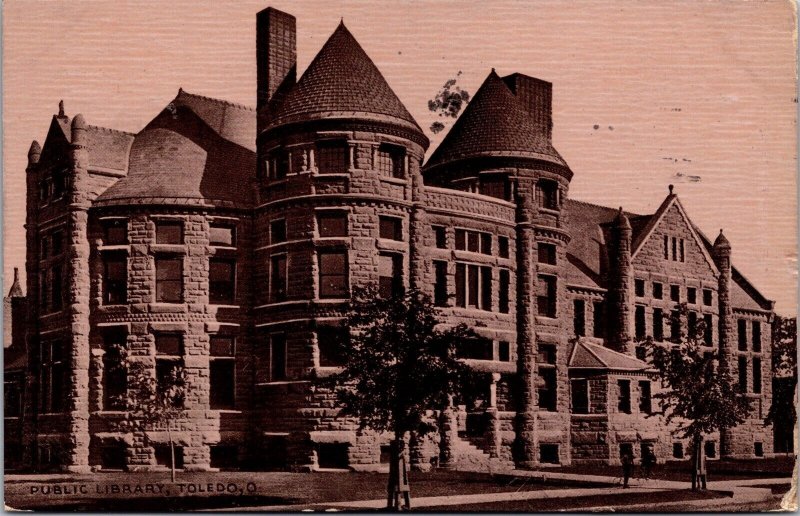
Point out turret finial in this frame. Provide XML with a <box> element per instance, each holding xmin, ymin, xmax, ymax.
<box><xmin>8</xmin><ymin>267</ymin><xmax>23</xmax><ymax>298</ymax></box>
<box><xmin>668</xmin><ymin>184</ymin><xmax>674</xmax><ymax>195</ymax></box>
<box><xmin>58</xmin><ymin>100</ymin><xmax>65</xmax><ymax>117</ymax></box>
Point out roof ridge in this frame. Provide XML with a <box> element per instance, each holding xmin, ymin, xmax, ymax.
<box><xmin>177</xmin><ymin>89</ymin><xmax>255</xmax><ymax>112</ymax></box>
<box><xmin>87</xmin><ymin>124</ymin><xmax>135</xmax><ymax>136</ymax></box>
<box><xmin>567</xmin><ymin>197</ymin><xmax>645</xmax><ymax>218</ymax></box>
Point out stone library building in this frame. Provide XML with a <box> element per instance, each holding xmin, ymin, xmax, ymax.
<box><xmin>4</xmin><ymin>7</ymin><xmax>777</xmax><ymax>472</ymax></box>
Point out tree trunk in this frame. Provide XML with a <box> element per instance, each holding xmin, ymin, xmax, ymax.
<box><xmin>168</xmin><ymin>423</ymin><xmax>176</xmax><ymax>483</ymax></box>
<box><xmin>691</xmin><ymin>435</ymin><xmax>707</xmax><ymax>491</ymax></box>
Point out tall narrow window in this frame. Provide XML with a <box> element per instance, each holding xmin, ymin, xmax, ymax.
<box><xmin>738</xmin><ymin>356</ymin><xmax>747</xmax><ymax>392</ymax></box>
<box><xmin>571</xmin><ymin>379</ymin><xmax>589</xmax><ymax>414</ymax></box>
<box><xmin>703</xmin><ymin>289</ymin><xmax>713</xmax><ymax>306</ymax></box>
<box><xmin>752</xmin><ymin>357</ymin><xmax>762</xmax><ymax>394</ymax></box>
<box><xmin>635</xmin><ymin>279</ymin><xmax>645</xmax><ymax>297</ymax></box>
<box><xmin>270</xmin><ymin>333</ymin><xmax>287</xmax><ymax>381</ymax></box>
<box><xmin>51</xmin><ymin>265</ymin><xmax>63</xmax><ymax>311</ymax></box>
<box><xmin>752</xmin><ymin>321</ymin><xmax>761</xmax><ymax>352</ymax></box>
<box><xmin>376</xmin><ymin>144</ymin><xmax>405</xmax><ymax>178</ymax></box>
<box><xmin>672</xmin><ymin>237</ymin><xmax>677</xmax><ymax>261</ymax></box>
<box><xmin>498</xmin><ymin>341</ymin><xmax>510</xmax><ymax>362</ymax></box>
<box><xmin>378</xmin><ymin>254</ymin><xmax>403</xmax><ymax>299</ymax></box>
<box><xmin>670</xmin><ymin>285</ymin><xmax>680</xmax><ymax>302</ymax></box>
<box><xmin>537</xmin><ymin>275</ymin><xmax>557</xmax><ymax>318</ymax></box>
<box><xmin>40</xmin><ymin>341</ymin><xmax>65</xmax><ymax>413</ymax></box>
<box><xmin>738</xmin><ymin>319</ymin><xmax>748</xmax><ymax>351</ymax></box>
<box><xmin>537</xmin><ymin>243</ymin><xmax>557</xmax><ymax>265</ymax></box>
<box><xmin>103</xmin><ymin>330</ymin><xmax>127</xmax><ymax>410</ymax></box>
<box><xmin>455</xmin><ymin>263</ymin><xmax>490</xmax><ymax>310</ymax></box>
<box><xmin>317</xmin><ymin>212</ymin><xmax>348</xmax><ymax>238</ymax></box>
<box><xmin>270</xmin><ymin>254</ymin><xmax>287</xmax><ymax>302</ymax></box>
<box><xmin>271</xmin><ymin>219</ymin><xmax>287</xmax><ymax>243</ymax></box>
<box><xmin>210</xmin><ymin>336</ymin><xmax>235</xmax><ymax>409</ymax></box>
<box><xmin>480</xmin><ymin>266</ymin><xmax>492</xmax><ymax>310</ymax></box>
<box><xmin>670</xmin><ymin>309</ymin><xmax>681</xmax><ymax>343</ymax></box>
<box><xmin>639</xmin><ymin>380</ymin><xmax>652</xmax><ymax>414</ymax></box>
<box><xmin>209</xmin><ymin>259</ymin><xmax>236</xmax><ymax>304</ymax></box>
<box><xmin>103</xmin><ymin>253</ymin><xmax>127</xmax><ymax>305</ymax></box>
<box><xmin>209</xmin><ymin>224</ymin><xmax>236</xmax><ymax>247</ymax></box>
<box><xmin>318</xmin><ymin>327</ymin><xmax>348</xmax><ymax>367</ymax></box>
<box><xmin>155</xmin><ymin>221</ymin><xmax>183</xmax><ymax>244</ymax></box>
<box><xmin>498</xmin><ymin>236</ymin><xmax>509</xmax><ymax>258</ymax></box>
<box><xmin>653</xmin><ymin>308</ymin><xmax>664</xmax><ymax>341</ymax></box>
<box><xmin>688</xmin><ymin>311</ymin><xmax>698</xmax><ymax>339</ymax></box>
<box><xmin>499</xmin><ymin>269</ymin><xmax>510</xmax><ymax>314</ymax></box>
<box><xmin>617</xmin><ymin>379</ymin><xmax>631</xmax><ymax>413</ymax></box>
<box><xmin>704</xmin><ymin>314</ymin><xmax>713</xmax><ymax>346</ymax></box>
<box><xmin>538</xmin><ymin>368</ymin><xmax>557</xmax><ymax>411</ymax></box>
<box><xmin>434</xmin><ymin>261</ymin><xmax>448</xmax><ymax>307</ymax></box>
<box><xmin>318</xmin><ymin>251</ymin><xmax>348</xmax><ymax>298</ymax></box>
<box><xmin>536</xmin><ymin>179</ymin><xmax>558</xmax><ymax>210</ymax></box>
<box><xmin>104</xmin><ymin>219</ymin><xmax>128</xmax><ymax>245</ymax></box>
<box><xmin>155</xmin><ymin>334</ymin><xmax>183</xmax><ymax>406</ymax></box>
<box><xmin>653</xmin><ymin>282</ymin><xmax>663</xmax><ymax>300</ymax></box>
<box><xmin>316</xmin><ymin>140</ymin><xmax>347</xmax><ymax>174</ymax></box>
<box><xmin>155</xmin><ymin>256</ymin><xmax>182</xmax><ymax>303</ymax></box>
<box><xmin>593</xmin><ymin>301</ymin><xmax>605</xmax><ymax>338</ymax></box>
<box><xmin>679</xmin><ymin>239</ymin><xmax>685</xmax><ymax>262</ymax></box>
<box><xmin>379</xmin><ymin>216</ymin><xmax>403</xmax><ymax>241</ymax></box>
<box><xmin>663</xmin><ymin>235</ymin><xmax>669</xmax><ymax>260</ymax></box>
<box><xmin>635</xmin><ymin>305</ymin><xmax>646</xmax><ymax>339</ymax></box>
<box><xmin>433</xmin><ymin>226</ymin><xmax>447</xmax><ymax>249</ymax></box>
<box><xmin>574</xmin><ymin>299</ymin><xmax>586</xmax><ymax>337</ymax></box>
<box><xmin>687</xmin><ymin>287</ymin><xmax>697</xmax><ymax>304</ymax></box>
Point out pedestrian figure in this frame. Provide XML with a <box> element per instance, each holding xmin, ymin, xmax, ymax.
<box><xmin>621</xmin><ymin>449</ymin><xmax>634</xmax><ymax>488</ymax></box>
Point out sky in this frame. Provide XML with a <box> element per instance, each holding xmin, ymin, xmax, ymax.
<box><xmin>3</xmin><ymin>0</ymin><xmax>797</xmax><ymax>315</ymax></box>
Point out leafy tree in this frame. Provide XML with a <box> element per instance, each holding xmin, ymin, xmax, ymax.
<box><xmin>766</xmin><ymin>316</ymin><xmax>797</xmax><ymax>453</ymax></box>
<box><xmin>324</xmin><ymin>286</ymin><xmax>479</xmax><ymax>510</ymax></box>
<box><xmin>427</xmin><ymin>72</ymin><xmax>471</xmax><ymax>134</ymax></box>
<box><xmin>639</xmin><ymin>303</ymin><xmax>752</xmax><ymax>489</ymax></box>
<box><xmin>113</xmin><ymin>347</ymin><xmax>187</xmax><ymax>482</ymax></box>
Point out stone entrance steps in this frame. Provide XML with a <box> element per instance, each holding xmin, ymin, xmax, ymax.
<box><xmin>442</xmin><ymin>436</ymin><xmax>514</xmax><ymax>473</ymax></box>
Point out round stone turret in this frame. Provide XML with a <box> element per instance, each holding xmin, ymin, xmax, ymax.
<box><xmin>27</xmin><ymin>140</ymin><xmax>41</xmax><ymax>166</ymax></box>
<box><xmin>71</xmin><ymin>114</ymin><xmax>87</xmax><ymax>146</ymax></box>
<box><xmin>713</xmin><ymin>229</ymin><xmax>731</xmax><ymax>255</ymax></box>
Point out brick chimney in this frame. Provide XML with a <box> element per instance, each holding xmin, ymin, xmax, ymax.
<box><xmin>503</xmin><ymin>73</ymin><xmax>552</xmax><ymax>141</ymax></box>
<box><xmin>257</xmin><ymin>7</ymin><xmax>297</xmax><ymax>128</ymax></box>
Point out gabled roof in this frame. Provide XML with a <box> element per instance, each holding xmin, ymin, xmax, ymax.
<box><xmin>95</xmin><ymin>89</ymin><xmax>256</xmax><ymax>208</ymax></box>
<box><xmin>568</xmin><ymin>339</ymin><xmax>650</xmax><ymax>371</ymax></box>
<box><xmin>268</xmin><ymin>22</ymin><xmax>424</xmax><ymax>137</ymax></box>
<box><xmin>424</xmin><ymin>70</ymin><xmax>566</xmax><ymax>171</ymax></box>
<box><xmin>39</xmin><ymin>114</ymin><xmax>134</xmax><ymax>172</ymax></box>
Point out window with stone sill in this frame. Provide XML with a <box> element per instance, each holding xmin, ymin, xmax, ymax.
<box><xmin>318</xmin><ymin>250</ymin><xmax>348</xmax><ymax>299</ymax></box>
<box><xmin>269</xmin><ymin>333</ymin><xmax>287</xmax><ymax>381</ymax></box>
<box><xmin>499</xmin><ymin>269</ymin><xmax>511</xmax><ymax>314</ymax></box>
<box><xmin>455</xmin><ymin>263</ymin><xmax>491</xmax><ymax>310</ymax></box>
<box><xmin>271</xmin><ymin>219</ymin><xmax>287</xmax><ymax>243</ymax></box>
<box><xmin>537</xmin><ymin>274</ymin><xmax>557</xmax><ymax>318</ymax></box>
<box><xmin>539</xmin><ymin>444</ymin><xmax>559</xmax><ymax>464</ymax></box>
<box><xmin>433</xmin><ymin>226</ymin><xmax>447</xmax><ymax>249</ymax></box>
<box><xmin>103</xmin><ymin>330</ymin><xmax>128</xmax><ymax>411</ymax></box>
<box><xmin>455</xmin><ymin>338</ymin><xmax>493</xmax><ymax>360</ymax></box>
<box><xmin>536</xmin><ymin>179</ymin><xmax>559</xmax><ymax>211</ymax></box>
<box><xmin>455</xmin><ymin>229</ymin><xmax>491</xmax><ymax>255</ymax></box>
<box><xmin>318</xmin><ymin>327</ymin><xmax>349</xmax><ymax>367</ymax></box>
<box><xmin>498</xmin><ymin>341</ymin><xmax>511</xmax><ymax>362</ymax></box>
<box><xmin>653</xmin><ymin>307</ymin><xmax>664</xmax><ymax>341</ymax></box>
<box><xmin>316</xmin><ymin>140</ymin><xmax>348</xmax><ymax>174</ymax></box>
<box><xmin>498</xmin><ymin>236</ymin><xmax>509</xmax><ymax>258</ymax></box>
<box><xmin>103</xmin><ymin>219</ymin><xmax>128</xmax><ymax>246</ymax></box>
<box><xmin>537</xmin><ymin>344</ymin><xmax>557</xmax><ymax>365</ymax></box>
<box><xmin>672</xmin><ymin>442</ymin><xmax>684</xmax><ymax>459</ymax></box>
<box><xmin>738</xmin><ymin>356</ymin><xmax>748</xmax><ymax>392</ymax></box>
<box><xmin>574</xmin><ymin>299</ymin><xmax>586</xmax><ymax>337</ymax></box>
<box><xmin>379</xmin><ymin>216</ymin><xmax>403</xmax><ymax>241</ymax></box>
<box><xmin>538</xmin><ymin>243</ymin><xmax>557</xmax><ymax>265</ymax></box>
<box><xmin>571</xmin><ymin>378</ymin><xmax>589</xmax><ymax>414</ymax></box>
<box><xmin>155</xmin><ymin>334</ymin><xmax>184</xmax><ymax>407</ymax></box>
<box><xmin>639</xmin><ymin>380</ymin><xmax>652</xmax><ymax>414</ymax></box>
<box><xmin>434</xmin><ymin>260</ymin><xmax>448</xmax><ymax>307</ymax></box>
<box><xmin>688</xmin><ymin>311</ymin><xmax>698</xmax><ymax>339</ymax></box>
<box><xmin>155</xmin><ymin>256</ymin><xmax>182</xmax><ymax>303</ymax></box>
<box><xmin>51</xmin><ymin>230</ymin><xmax>64</xmax><ymax>256</ymax></box>
<box><xmin>652</xmin><ymin>282</ymin><xmax>663</xmax><ymax>300</ymax></box>
<box><xmin>617</xmin><ymin>379</ymin><xmax>632</xmax><ymax>414</ymax></box>
<box><xmin>538</xmin><ymin>367</ymin><xmax>557</xmax><ymax>411</ymax></box>
<box><xmin>670</xmin><ymin>284</ymin><xmax>680</xmax><ymax>302</ymax></box>
<box><xmin>635</xmin><ymin>279</ymin><xmax>645</xmax><ymax>297</ymax></box>
<box><xmin>376</xmin><ymin>143</ymin><xmax>405</xmax><ymax>179</ymax></box>
<box><xmin>317</xmin><ymin>212</ymin><xmax>348</xmax><ymax>238</ymax></box>
<box><xmin>40</xmin><ymin>340</ymin><xmax>66</xmax><ymax>413</ymax></box>
<box><xmin>155</xmin><ymin>221</ymin><xmax>183</xmax><ymax>245</ymax></box>
<box><xmin>378</xmin><ymin>253</ymin><xmax>403</xmax><ymax>299</ymax></box>
<box><xmin>479</xmin><ymin>175</ymin><xmax>511</xmax><ymax>201</ymax></box>
<box><xmin>635</xmin><ymin>305</ymin><xmax>646</xmax><ymax>340</ymax></box>
<box><xmin>702</xmin><ymin>288</ymin><xmax>713</xmax><ymax>306</ymax></box>
<box><xmin>270</xmin><ymin>254</ymin><xmax>287</xmax><ymax>302</ymax></box>
<box><xmin>268</xmin><ymin>149</ymin><xmax>289</xmax><ymax>180</ymax></box>
<box><xmin>103</xmin><ymin>252</ymin><xmax>127</xmax><ymax>305</ymax></box>
<box><xmin>40</xmin><ymin>235</ymin><xmax>49</xmax><ymax>259</ymax></box>
<box><xmin>738</xmin><ymin>319</ymin><xmax>748</xmax><ymax>351</ymax></box>
<box><xmin>209</xmin><ymin>224</ymin><xmax>236</xmax><ymax>247</ymax></box>
<box><xmin>210</xmin><ymin>335</ymin><xmax>235</xmax><ymax>409</ymax></box>
<box><xmin>593</xmin><ymin>301</ymin><xmax>605</xmax><ymax>338</ymax></box>
<box><xmin>209</xmin><ymin>258</ymin><xmax>236</xmax><ymax>305</ymax></box>
<box><xmin>703</xmin><ymin>313</ymin><xmax>713</xmax><ymax>346</ymax></box>
<box><xmin>704</xmin><ymin>441</ymin><xmax>716</xmax><ymax>458</ymax></box>
<box><xmin>753</xmin><ymin>357</ymin><xmax>762</xmax><ymax>394</ymax></box>
<box><xmin>752</xmin><ymin>321</ymin><xmax>762</xmax><ymax>352</ymax></box>
<box><xmin>687</xmin><ymin>287</ymin><xmax>697</xmax><ymax>304</ymax></box>
<box><xmin>52</xmin><ymin>172</ymin><xmax>66</xmax><ymax>199</ymax></box>
<box><xmin>670</xmin><ymin>309</ymin><xmax>681</xmax><ymax>343</ymax></box>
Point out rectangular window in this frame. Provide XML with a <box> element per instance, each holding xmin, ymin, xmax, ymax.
<box><xmin>480</xmin><ymin>233</ymin><xmax>492</xmax><ymax>256</ymax></box>
<box><xmin>51</xmin><ymin>231</ymin><xmax>64</xmax><ymax>256</ymax></box>
<box><xmin>679</xmin><ymin>239</ymin><xmax>685</xmax><ymax>262</ymax></box>
<box><xmin>454</xmin><ymin>229</ymin><xmax>490</xmax><ymax>254</ymax></box>
<box><xmin>498</xmin><ymin>236</ymin><xmax>509</xmax><ymax>258</ymax></box>
<box><xmin>316</xmin><ymin>141</ymin><xmax>348</xmax><ymax>174</ymax></box>
<box><xmin>663</xmin><ymin>235</ymin><xmax>669</xmax><ymax>260</ymax></box>
<box><xmin>752</xmin><ymin>357</ymin><xmax>761</xmax><ymax>394</ymax></box>
<box><xmin>103</xmin><ymin>330</ymin><xmax>127</xmax><ymax>411</ymax></box>
<box><xmin>271</xmin><ymin>219</ymin><xmax>287</xmax><ymax>243</ymax></box>
<box><xmin>673</xmin><ymin>442</ymin><xmax>684</xmax><ymax>459</ymax></box>
<box><xmin>318</xmin><ymin>327</ymin><xmax>348</xmax><ymax>367</ymax></box>
<box><xmin>738</xmin><ymin>356</ymin><xmax>747</xmax><ymax>392</ymax></box>
<box><xmin>593</xmin><ymin>301</ymin><xmax>605</xmax><ymax>338</ymax></box>
<box><xmin>376</xmin><ymin>144</ymin><xmax>405</xmax><ymax>178</ymax></box>
<box><xmin>479</xmin><ymin>176</ymin><xmax>510</xmax><ymax>200</ymax></box>
<box><xmin>635</xmin><ymin>305</ymin><xmax>646</xmax><ymax>340</ymax></box>
<box><xmin>705</xmin><ymin>441</ymin><xmax>716</xmax><ymax>458</ymax></box>
<box><xmin>752</xmin><ymin>321</ymin><xmax>761</xmax><ymax>352</ymax></box>
<box><xmin>104</xmin><ymin>219</ymin><xmax>128</xmax><ymax>245</ymax></box>
<box><xmin>155</xmin><ymin>221</ymin><xmax>183</xmax><ymax>244</ymax></box>
<box><xmin>738</xmin><ymin>319</ymin><xmax>747</xmax><ymax>351</ymax></box>
<box><xmin>498</xmin><ymin>269</ymin><xmax>510</xmax><ymax>314</ymax></box>
<box><xmin>617</xmin><ymin>380</ymin><xmax>631</xmax><ymax>413</ymax></box>
<box><xmin>456</xmin><ymin>338</ymin><xmax>493</xmax><ymax>360</ymax></box>
<box><xmin>653</xmin><ymin>308</ymin><xmax>664</xmax><ymax>341</ymax></box>
<box><xmin>209</xmin><ymin>259</ymin><xmax>236</xmax><ymax>305</ymax></box>
<box><xmin>537</xmin><ymin>344</ymin><xmax>557</xmax><ymax>365</ymax></box>
<box><xmin>703</xmin><ymin>288</ymin><xmax>713</xmax><ymax>306</ymax></box>
<box><xmin>210</xmin><ymin>335</ymin><xmax>235</xmax><ymax>409</ymax></box>
<box><xmin>687</xmin><ymin>287</ymin><xmax>697</xmax><ymax>304</ymax></box>
<box><xmin>539</xmin><ymin>444</ymin><xmax>559</xmax><ymax>464</ymax></box>
<box><xmin>653</xmin><ymin>282</ymin><xmax>663</xmax><ymax>300</ymax></box>
<box><xmin>434</xmin><ymin>261</ymin><xmax>448</xmax><ymax>307</ymax></box>
<box><xmin>155</xmin><ymin>334</ymin><xmax>183</xmax><ymax>406</ymax></box>
<box><xmin>537</xmin><ymin>275</ymin><xmax>556</xmax><ymax>318</ymax></box>
<box><xmin>433</xmin><ymin>226</ymin><xmax>447</xmax><ymax>249</ymax></box>
<box><xmin>155</xmin><ymin>333</ymin><xmax>182</xmax><ymax>356</ymax></box>
<box><xmin>498</xmin><ymin>341</ymin><xmax>510</xmax><ymax>362</ymax></box>
<box><xmin>378</xmin><ymin>253</ymin><xmax>403</xmax><ymax>299</ymax></box>
<box><xmin>480</xmin><ymin>266</ymin><xmax>492</xmax><ymax>310</ymax></box>
<box><xmin>754</xmin><ymin>442</ymin><xmax>764</xmax><ymax>457</ymax></box>
<box><xmin>455</xmin><ymin>263</ymin><xmax>490</xmax><ymax>310</ymax></box>
<box><xmin>209</xmin><ymin>224</ymin><xmax>236</xmax><ymax>247</ymax></box>
<box><xmin>635</xmin><ymin>345</ymin><xmax>647</xmax><ymax>360</ymax></box>
<box><xmin>635</xmin><ymin>279</ymin><xmax>645</xmax><ymax>297</ymax></box>
<box><xmin>155</xmin><ymin>256</ymin><xmax>182</xmax><ymax>303</ymax></box>
<box><xmin>467</xmin><ymin>231</ymin><xmax>479</xmax><ymax>252</ymax></box>
<box><xmin>468</xmin><ymin>265</ymin><xmax>479</xmax><ymax>307</ymax></box>
<box><xmin>688</xmin><ymin>311</ymin><xmax>698</xmax><ymax>339</ymax></box>
<box><xmin>704</xmin><ymin>313</ymin><xmax>713</xmax><ymax>346</ymax></box>
<box><xmin>571</xmin><ymin>379</ymin><xmax>589</xmax><ymax>414</ymax></box>
<box><xmin>270</xmin><ymin>254</ymin><xmax>287</xmax><ymax>302</ymax></box>
<box><xmin>537</xmin><ymin>243</ymin><xmax>557</xmax><ymax>265</ymax></box>
<box><xmin>379</xmin><ymin>216</ymin><xmax>402</xmax><ymax>241</ymax></box>
<box><xmin>51</xmin><ymin>265</ymin><xmax>63</xmax><ymax>311</ymax></box>
<box><xmin>672</xmin><ymin>236</ymin><xmax>677</xmax><ymax>261</ymax></box>
<box><xmin>670</xmin><ymin>309</ymin><xmax>681</xmax><ymax>343</ymax></box>
<box><xmin>670</xmin><ymin>285</ymin><xmax>680</xmax><ymax>302</ymax></box>
<box><xmin>155</xmin><ymin>445</ymin><xmax>184</xmax><ymax>469</ymax></box>
<box><xmin>317</xmin><ymin>212</ymin><xmax>348</xmax><ymax>238</ymax></box>
<box><xmin>538</xmin><ymin>368</ymin><xmax>557</xmax><ymax>411</ymax></box>
<box><xmin>574</xmin><ymin>299</ymin><xmax>586</xmax><ymax>337</ymax></box>
<box><xmin>536</xmin><ymin>180</ymin><xmax>558</xmax><ymax>210</ymax></box>
<box><xmin>268</xmin><ymin>149</ymin><xmax>289</xmax><ymax>179</ymax></box>
<box><xmin>269</xmin><ymin>333</ymin><xmax>287</xmax><ymax>381</ymax></box>
<box><xmin>639</xmin><ymin>380</ymin><xmax>652</xmax><ymax>414</ymax></box>
<box><xmin>103</xmin><ymin>253</ymin><xmax>127</xmax><ymax>305</ymax></box>
<box><xmin>318</xmin><ymin>251</ymin><xmax>348</xmax><ymax>298</ymax></box>
<box><xmin>40</xmin><ymin>340</ymin><xmax>65</xmax><ymax>413</ymax></box>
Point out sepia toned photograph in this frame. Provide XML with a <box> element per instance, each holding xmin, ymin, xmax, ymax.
<box><xmin>2</xmin><ymin>0</ymin><xmax>797</xmax><ymax>511</ymax></box>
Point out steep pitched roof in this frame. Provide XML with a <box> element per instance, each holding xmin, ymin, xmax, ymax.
<box><xmin>268</xmin><ymin>22</ymin><xmax>423</xmax><ymax>136</ymax></box>
<box><xmin>95</xmin><ymin>90</ymin><xmax>256</xmax><ymax>208</ymax></box>
<box><xmin>568</xmin><ymin>339</ymin><xmax>650</xmax><ymax>371</ymax></box>
<box><xmin>85</xmin><ymin>125</ymin><xmax>135</xmax><ymax>171</ymax></box>
<box><xmin>424</xmin><ymin>70</ymin><xmax>566</xmax><ymax>171</ymax></box>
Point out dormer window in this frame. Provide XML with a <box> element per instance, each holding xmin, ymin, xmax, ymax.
<box><xmin>265</xmin><ymin>149</ymin><xmax>289</xmax><ymax>180</ymax></box>
<box><xmin>376</xmin><ymin>144</ymin><xmax>405</xmax><ymax>179</ymax></box>
<box><xmin>536</xmin><ymin>179</ymin><xmax>559</xmax><ymax>210</ymax></box>
<box><xmin>317</xmin><ymin>140</ymin><xmax>348</xmax><ymax>174</ymax></box>
<box><xmin>480</xmin><ymin>175</ymin><xmax>510</xmax><ymax>200</ymax></box>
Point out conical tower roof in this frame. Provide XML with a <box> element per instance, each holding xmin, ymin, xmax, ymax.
<box><xmin>425</xmin><ymin>70</ymin><xmax>566</xmax><ymax>171</ymax></box>
<box><xmin>268</xmin><ymin>22</ymin><xmax>425</xmax><ymax>139</ymax></box>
